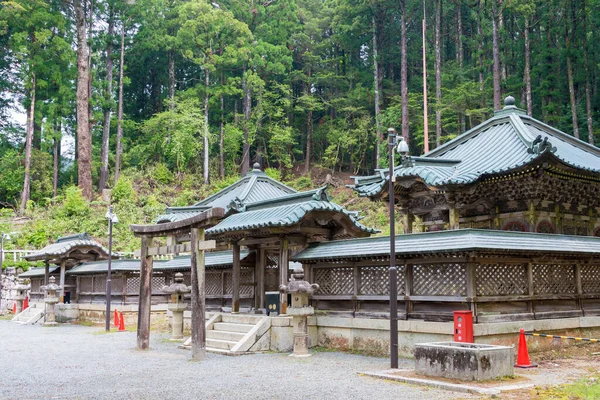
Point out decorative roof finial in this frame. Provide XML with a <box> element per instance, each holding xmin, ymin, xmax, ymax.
<box><xmin>253</xmin><ymin>162</ymin><xmax>261</xmax><ymax>171</ymax></box>
<box><xmin>504</xmin><ymin>95</ymin><xmax>515</xmax><ymax>107</ymax></box>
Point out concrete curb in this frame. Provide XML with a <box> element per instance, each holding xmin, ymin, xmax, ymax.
<box><xmin>359</xmin><ymin>369</ymin><xmax>536</xmax><ymax>395</ymax></box>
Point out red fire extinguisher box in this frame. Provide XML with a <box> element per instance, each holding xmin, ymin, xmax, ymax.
<box><xmin>453</xmin><ymin>310</ymin><xmax>474</xmax><ymax>343</ymax></box>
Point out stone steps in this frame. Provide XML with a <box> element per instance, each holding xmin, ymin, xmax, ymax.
<box><xmin>11</xmin><ymin>305</ymin><xmax>44</xmax><ymax>325</ymax></box>
<box><xmin>181</xmin><ymin>313</ymin><xmax>272</xmax><ymax>355</ymax></box>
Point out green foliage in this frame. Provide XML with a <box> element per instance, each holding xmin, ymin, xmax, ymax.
<box><xmin>264</xmin><ymin>168</ymin><xmax>282</xmax><ymax>182</ymax></box>
<box><xmin>112</xmin><ymin>178</ymin><xmax>136</xmax><ymax>204</ymax></box>
<box><xmin>1</xmin><ymin>259</ymin><xmax>43</xmax><ymax>271</ymax></box>
<box><xmin>0</xmin><ymin>149</ymin><xmax>23</xmax><ymax>204</ymax></box>
<box><xmin>150</xmin><ymin>163</ymin><xmax>173</xmax><ymax>185</ymax></box>
<box><xmin>56</xmin><ymin>186</ymin><xmax>90</xmax><ymax>218</ymax></box>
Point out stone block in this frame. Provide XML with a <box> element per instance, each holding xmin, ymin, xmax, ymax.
<box><xmin>414</xmin><ymin>342</ymin><xmax>514</xmax><ymax>381</ymax></box>
<box><xmin>271</xmin><ymin>316</ymin><xmax>292</xmax><ymax>327</ymax></box>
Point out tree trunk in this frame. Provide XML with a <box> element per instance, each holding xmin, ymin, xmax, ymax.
<box><xmin>477</xmin><ymin>0</ymin><xmax>484</xmax><ymax>108</ymax></box>
<box><xmin>241</xmin><ymin>70</ymin><xmax>251</xmax><ymax>176</ymax></box>
<box><xmin>87</xmin><ymin>0</ymin><xmax>94</xmax><ymax>142</ymax></box>
<box><xmin>114</xmin><ymin>20</ymin><xmax>125</xmax><ymax>185</ymax></box>
<box><xmin>372</xmin><ymin>15</ymin><xmax>382</xmax><ymax>168</ymax></box>
<box><xmin>203</xmin><ymin>68</ymin><xmax>210</xmax><ymax>184</ymax></box>
<box><xmin>435</xmin><ymin>0</ymin><xmax>442</xmax><ymax>147</ymax></box>
<box><xmin>169</xmin><ymin>50</ymin><xmax>175</xmax><ymax>111</ymax></box>
<box><xmin>99</xmin><ymin>10</ymin><xmax>114</xmax><ymax>191</ymax></box>
<box><xmin>74</xmin><ymin>0</ymin><xmax>93</xmax><ymax>201</ymax></box>
<box><xmin>492</xmin><ymin>0</ymin><xmax>501</xmax><ymax>110</ymax></box>
<box><xmin>524</xmin><ymin>16</ymin><xmax>532</xmax><ymax>116</ymax></box>
<box><xmin>455</xmin><ymin>1</ymin><xmax>463</xmax><ymax>69</ymax></box>
<box><xmin>400</xmin><ymin>0</ymin><xmax>409</xmax><ymax>141</ymax></box>
<box><xmin>565</xmin><ymin>1</ymin><xmax>579</xmax><ymax>139</ymax></box>
<box><xmin>304</xmin><ymin>68</ymin><xmax>313</xmax><ymax>175</ymax></box>
<box><xmin>219</xmin><ymin>70</ymin><xmax>225</xmax><ymax>178</ymax></box>
<box><xmin>53</xmin><ymin>119</ymin><xmax>61</xmax><ymax>198</ymax></box>
<box><xmin>422</xmin><ymin>5</ymin><xmax>429</xmax><ymax>153</ymax></box>
<box><xmin>19</xmin><ymin>73</ymin><xmax>35</xmax><ymax>215</ymax></box>
<box><xmin>582</xmin><ymin>0</ymin><xmax>593</xmax><ymax>145</ymax></box>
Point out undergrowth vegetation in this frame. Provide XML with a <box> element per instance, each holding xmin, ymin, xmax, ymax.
<box><xmin>2</xmin><ymin>166</ymin><xmax>393</xmax><ymax>257</ymax></box>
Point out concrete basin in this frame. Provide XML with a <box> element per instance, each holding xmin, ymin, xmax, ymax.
<box><xmin>414</xmin><ymin>342</ymin><xmax>514</xmax><ymax>381</ymax></box>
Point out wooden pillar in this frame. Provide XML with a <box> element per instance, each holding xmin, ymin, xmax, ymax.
<box><xmin>255</xmin><ymin>248</ymin><xmax>265</xmax><ymax>310</ymax></box>
<box><xmin>404</xmin><ymin>262</ymin><xmax>412</xmax><ymax>319</ymax></box>
<box><xmin>449</xmin><ymin>203</ymin><xmax>459</xmax><ymax>230</ymax></box>
<box><xmin>44</xmin><ymin>260</ymin><xmax>49</xmax><ymax>286</ymax></box>
<box><xmin>279</xmin><ymin>237</ymin><xmax>289</xmax><ymax>314</ymax></box>
<box><xmin>190</xmin><ymin>227</ymin><xmax>206</xmax><ymax>360</ymax></box>
<box><xmin>399</xmin><ymin>203</ymin><xmax>413</xmax><ymax>234</ymax></box>
<box><xmin>137</xmin><ymin>235</ymin><xmax>153</xmax><ymax>351</ymax></box>
<box><xmin>575</xmin><ymin>263</ymin><xmax>583</xmax><ymax>314</ymax></box>
<box><xmin>232</xmin><ymin>242</ymin><xmax>241</xmax><ymax>313</ymax></box>
<box><xmin>59</xmin><ymin>261</ymin><xmax>66</xmax><ymax>303</ymax></box>
<box><xmin>526</xmin><ymin>262</ymin><xmax>534</xmax><ymax>314</ymax></box>
<box><xmin>466</xmin><ymin>260</ymin><xmax>477</xmax><ymax>322</ymax></box>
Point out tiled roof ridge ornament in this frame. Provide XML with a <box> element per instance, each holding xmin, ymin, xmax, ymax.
<box><xmin>227</xmin><ymin>197</ymin><xmax>247</xmax><ymax>213</ymax></box>
<box><xmin>311</xmin><ymin>186</ymin><xmax>331</xmax><ymax>202</ymax></box>
<box><xmin>528</xmin><ymin>134</ymin><xmax>557</xmax><ymax>155</ymax></box>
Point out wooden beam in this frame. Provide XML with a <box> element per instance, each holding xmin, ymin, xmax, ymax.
<box><xmin>133</xmin><ymin>240</ymin><xmax>216</xmax><ymax>257</ymax></box>
<box><xmin>137</xmin><ymin>235</ymin><xmax>153</xmax><ymax>351</ymax></box>
<box><xmin>190</xmin><ymin>228</ymin><xmax>206</xmax><ymax>360</ymax></box>
<box><xmin>279</xmin><ymin>237</ymin><xmax>289</xmax><ymax>314</ymax></box>
<box><xmin>232</xmin><ymin>243</ymin><xmax>241</xmax><ymax>313</ymax></box>
<box><xmin>255</xmin><ymin>248</ymin><xmax>265</xmax><ymax>310</ymax></box>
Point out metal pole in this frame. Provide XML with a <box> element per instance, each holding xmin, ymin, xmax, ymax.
<box><xmin>105</xmin><ymin>211</ymin><xmax>113</xmax><ymax>332</ymax></box>
<box><xmin>388</xmin><ymin>131</ymin><xmax>398</xmax><ymax>369</ymax></box>
<box><xmin>0</xmin><ymin>235</ymin><xmax>4</xmax><ymax>312</ymax></box>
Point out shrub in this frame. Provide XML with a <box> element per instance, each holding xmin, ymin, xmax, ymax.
<box><xmin>151</xmin><ymin>163</ymin><xmax>174</xmax><ymax>185</ymax></box>
<box><xmin>57</xmin><ymin>186</ymin><xmax>90</xmax><ymax>218</ymax></box>
<box><xmin>112</xmin><ymin>178</ymin><xmax>136</xmax><ymax>203</ymax></box>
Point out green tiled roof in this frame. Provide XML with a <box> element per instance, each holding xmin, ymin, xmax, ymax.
<box><xmin>24</xmin><ymin>234</ymin><xmax>112</xmax><ymax>262</ymax></box>
<box><xmin>67</xmin><ymin>260</ymin><xmax>151</xmax><ymax>275</ymax></box>
<box><xmin>19</xmin><ymin>266</ymin><xmax>59</xmax><ymax>278</ymax></box>
<box><xmin>292</xmin><ymin>229</ymin><xmax>600</xmax><ymax>262</ymax></box>
<box><xmin>351</xmin><ymin>100</ymin><xmax>600</xmax><ymax>198</ymax></box>
<box><xmin>155</xmin><ymin>250</ymin><xmax>253</xmax><ymax>270</ymax></box>
<box><xmin>155</xmin><ymin>164</ymin><xmax>296</xmax><ymax>223</ymax></box>
<box><xmin>206</xmin><ymin>187</ymin><xmax>378</xmax><ymax>236</ymax></box>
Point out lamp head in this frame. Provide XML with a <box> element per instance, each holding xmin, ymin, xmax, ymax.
<box><xmin>397</xmin><ymin>137</ymin><xmax>409</xmax><ymax>155</ymax></box>
<box><xmin>386</xmin><ymin>127</ymin><xmax>397</xmax><ymax>146</ymax></box>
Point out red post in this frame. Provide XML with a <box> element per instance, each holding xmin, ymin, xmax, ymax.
<box><xmin>453</xmin><ymin>310</ymin><xmax>474</xmax><ymax>343</ymax></box>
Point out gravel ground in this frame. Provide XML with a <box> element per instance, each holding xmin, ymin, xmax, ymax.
<box><xmin>0</xmin><ymin>320</ymin><xmax>469</xmax><ymax>400</ymax></box>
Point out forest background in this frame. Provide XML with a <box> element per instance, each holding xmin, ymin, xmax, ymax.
<box><xmin>0</xmin><ymin>0</ymin><xmax>598</xmax><ymax>260</ymax></box>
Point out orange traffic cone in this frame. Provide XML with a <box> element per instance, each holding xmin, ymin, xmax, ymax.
<box><xmin>515</xmin><ymin>328</ymin><xmax>537</xmax><ymax>368</ymax></box>
<box><xmin>118</xmin><ymin>311</ymin><xmax>125</xmax><ymax>331</ymax></box>
<box><xmin>114</xmin><ymin>309</ymin><xmax>120</xmax><ymax>327</ymax></box>
<box><xmin>23</xmin><ymin>297</ymin><xmax>29</xmax><ymax>310</ymax></box>
<box><xmin>12</xmin><ymin>302</ymin><xmax>16</xmax><ymax>314</ymax></box>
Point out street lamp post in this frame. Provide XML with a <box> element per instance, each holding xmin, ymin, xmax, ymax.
<box><xmin>105</xmin><ymin>206</ymin><xmax>118</xmax><ymax>332</ymax></box>
<box><xmin>387</xmin><ymin>128</ymin><xmax>399</xmax><ymax>369</ymax></box>
<box><xmin>0</xmin><ymin>233</ymin><xmax>11</xmax><ymax>313</ymax></box>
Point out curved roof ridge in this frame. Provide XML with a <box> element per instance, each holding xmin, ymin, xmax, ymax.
<box><xmin>522</xmin><ymin>115</ymin><xmax>600</xmax><ymax>157</ymax></box>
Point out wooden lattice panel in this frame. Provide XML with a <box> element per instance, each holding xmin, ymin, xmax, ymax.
<box><xmin>581</xmin><ymin>265</ymin><xmax>600</xmax><ymax>294</ymax></box>
<box><xmin>93</xmin><ymin>275</ymin><xmax>107</xmax><ymax>293</ymax></box>
<box><xmin>359</xmin><ymin>266</ymin><xmax>405</xmax><ymax>295</ymax></box>
<box><xmin>224</xmin><ymin>273</ymin><xmax>232</xmax><ymax>295</ymax></box>
<box><xmin>127</xmin><ymin>276</ymin><xmax>140</xmax><ymax>294</ymax></box>
<box><xmin>533</xmin><ymin>264</ymin><xmax>576</xmax><ymax>294</ymax></box>
<box><xmin>412</xmin><ymin>263</ymin><xmax>466</xmax><ymax>296</ymax></box>
<box><xmin>151</xmin><ymin>276</ymin><xmax>165</xmax><ymax>292</ymax></box>
<box><xmin>30</xmin><ymin>278</ymin><xmax>41</xmax><ymax>292</ymax></box>
<box><xmin>476</xmin><ymin>264</ymin><xmax>527</xmax><ymax>296</ymax></box>
<box><xmin>80</xmin><ymin>277</ymin><xmax>93</xmax><ymax>292</ymax></box>
<box><xmin>182</xmin><ymin>272</ymin><xmax>191</xmax><ymax>286</ymax></box>
<box><xmin>205</xmin><ymin>273</ymin><xmax>222</xmax><ymax>296</ymax></box>
<box><xmin>111</xmin><ymin>278</ymin><xmax>123</xmax><ymax>293</ymax></box>
<box><xmin>313</xmin><ymin>267</ymin><xmax>353</xmax><ymax>295</ymax></box>
<box><xmin>240</xmin><ymin>268</ymin><xmax>254</xmax><ymax>296</ymax></box>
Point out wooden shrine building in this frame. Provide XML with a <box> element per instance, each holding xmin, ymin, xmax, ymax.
<box><xmin>288</xmin><ymin>95</ymin><xmax>600</xmax><ymax>323</ymax></box>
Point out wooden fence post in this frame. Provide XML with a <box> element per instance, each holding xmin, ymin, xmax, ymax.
<box><xmin>137</xmin><ymin>235</ymin><xmax>153</xmax><ymax>350</ymax></box>
<box><xmin>232</xmin><ymin>243</ymin><xmax>241</xmax><ymax>313</ymax></box>
<box><xmin>190</xmin><ymin>227</ymin><xmax>207</xmax><ymax>360</ymax></box>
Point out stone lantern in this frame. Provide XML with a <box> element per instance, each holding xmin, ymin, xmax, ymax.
<box><xmin>161</xmin><ymin>273</ymin><xmax>191</xmax><ymax>340</ymax></box>
<box><xmin>42</xmin><ymin>276</ymin><xmax>61</xmax><ymax>325</ymax></box>
<box><xmin>14</xmin><ymin>278</ymin><xmax>30</xmax><ymax>314</ymax></box>
<box><xmin>279</xmin><ymin>268</ymin><xmax>319</xmax><ymax>357</ymax></box>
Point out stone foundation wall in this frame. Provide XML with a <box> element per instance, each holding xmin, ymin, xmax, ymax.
<box><xmin>312</xmin><ymin>315</ymin><xmax>600</xmax><ymax>358</ymax></box>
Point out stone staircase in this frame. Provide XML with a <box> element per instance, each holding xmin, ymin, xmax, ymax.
<box><xmin>11</xmin><ymin>304</ymin><xmax>44</xmax><ymax>324</ymax></box>
<box><xmin>182</xmin><ymin>313</ymin><xmax>271</xmax><ymax>355</ymax></box>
